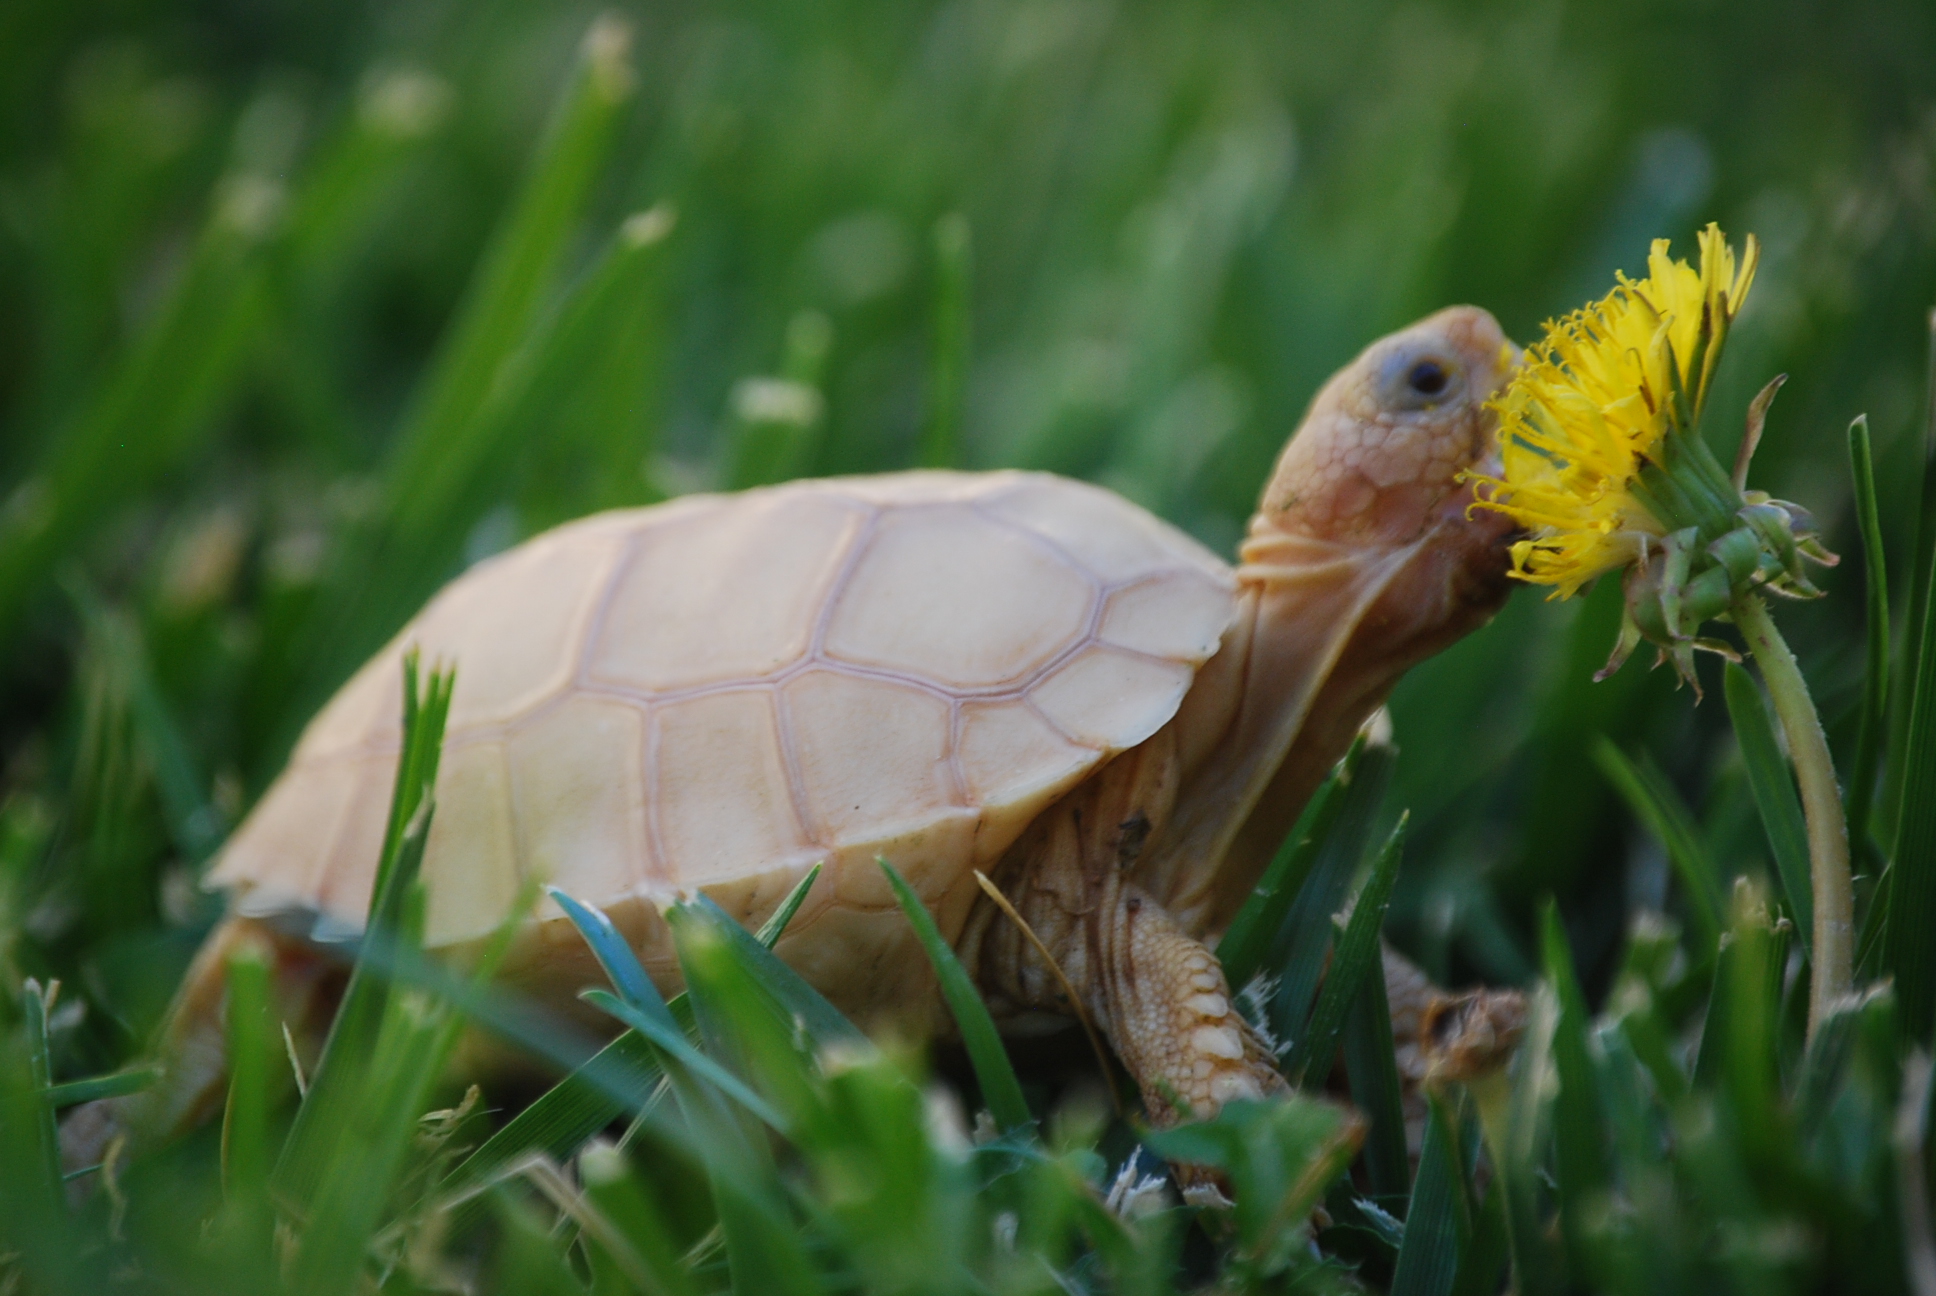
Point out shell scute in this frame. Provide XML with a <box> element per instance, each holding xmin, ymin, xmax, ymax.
<box><xmin>1028</xmin><ymin>648</ymin><xmax>1197</xmax><ymax>749</ymax></box>
<box><xmin>782</xmin><ymin>670</ymin><xmax>955</xmax><ymax>845</ymax></box>
<box><xmin>821</xmin><ymin>505</ymin><xmax>1094</xmax><ymax>689</ymax></box>
<box><xmin>650</xmin><ymin>690</ymin><xmax>813</xmax><ymax>887</ymax></box>
<box><xmin>1098</xmin><ymin>571</ymin><xmax>1235</xmax><ymax>659</ymax></box>
<box><xmin>309</xmin><ymin>762</ymin><xmax>392</xmax><ymax>932</ymax></box>
<box><xmin>955</xmin><ymin>700</ymin><xmax>1092</xmax><ymax>809</ymax></box>
<box><xmin>422</xmin><ymin>742</ymin><xmax>521</xmax><ymax>940</ymax></box>
<box><xmin>586</xmin><ymin>492</ymin><xmax>860</xmax><ymax>693</ymax></box>
<box><xmin>508</xmin><ymin>695</ymin><xmax>652</xmax><ymax>903</ymax></box>
<box><xmin>981</xmin><ymin>476</ymin><xmax>1228</xmax><ymax>585</ymax></box>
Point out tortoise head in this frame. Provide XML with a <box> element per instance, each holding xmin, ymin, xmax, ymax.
<box><xmin>1258</xmin><ymin>305</ymin><xmax>1519</xmax><ymax>553</ymax></box>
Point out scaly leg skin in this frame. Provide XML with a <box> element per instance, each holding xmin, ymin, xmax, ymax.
<box><xmin>1087</xmin><ymin>880</ymin><xmax>1287</xmax><ymax>1123</ymax></box>
<box><xmin>966</xmin><ymin>731</ymin><xmax>1285</xmax><ymax>1128</ymax></box>
<box><xmin>964</xmin><ymin>728</ymin><xmax>1522</xmax><ymax>1155</ymax></box>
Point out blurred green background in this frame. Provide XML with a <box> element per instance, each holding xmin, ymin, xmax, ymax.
<box><xmin>2</xmin><ymin>0</ymin><xmax>1933</xmax><ymax>1070</ymax></box>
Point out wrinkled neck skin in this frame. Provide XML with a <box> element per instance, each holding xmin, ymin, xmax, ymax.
<box><xmin>1135</xmin><ymin>433</ymin><xmax>1514</xmax><ymax>936</ymax></box>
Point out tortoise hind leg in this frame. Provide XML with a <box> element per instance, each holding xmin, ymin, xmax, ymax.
<box><xmin>60</xmin><ymin>917</ymin><xmax>339</xmax><ymax>1175</ymax></box>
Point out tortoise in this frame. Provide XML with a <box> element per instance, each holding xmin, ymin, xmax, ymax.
<box><xmin>89</xmin><ymin>304</ymin><xmax>1525</xmax><ymax>1151</ymax></box>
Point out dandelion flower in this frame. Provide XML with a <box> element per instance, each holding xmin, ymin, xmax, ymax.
<box><xmin>1469</xmin><ymin>223</ymin><xmax>1759</xmax><ymax>599</ymax></box>
<box><xmin>1465</xmin><ymin>224</ymin><xmax>1853</xmax><ymax>1037</ymax></box>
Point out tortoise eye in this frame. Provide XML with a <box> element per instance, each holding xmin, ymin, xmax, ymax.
<box><xmin>1376</xmin><ymin>346</ymin><xmax>1465</xmax><ymax>412</ymax></box>
<box><xmin>1407</xmin><ymin>360</ymin><xmax>1448</xmax><ymax>396</ymax></box>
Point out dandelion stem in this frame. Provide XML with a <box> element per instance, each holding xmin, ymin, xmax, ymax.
<box><xmin>1733</xmin><ymin>593</ymin><xmax>1852</xmax><ymax>1038</ymax></box>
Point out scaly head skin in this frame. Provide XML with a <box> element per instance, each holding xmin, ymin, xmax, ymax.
<box><xmin>1258</xmin><ymin>304</ymin><xmax>1519</xmax><ymax>551</ymax></box>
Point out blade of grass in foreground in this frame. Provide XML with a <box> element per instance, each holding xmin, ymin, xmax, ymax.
<box><xmin>1389</xmin><ymin>1095</ymin><xmax>1468</xmax><ymax>1296</ymax></box>
<box><xmin>444</xmin><ymin>864</ymin><xmax>831</xmax><ymax>1201</ymax></box>
<box><xmin>1286</xmin><ymin>813</ymin><xmax>1405</xmax><ymax>1088</ymax></box>
<box><xmin>1341</xmin><ymin>938</ymin><xmax>1409</xmax><ymax>1204</ymax></box>
<box><xmin>1539</xmin><ymin>902</ymin><xmax>1609</xmax><ymax>1275</ymax></box>
<box><xmin>679</xmin><ymin>890</ymin><xmax>865</xmax><ymax>1048</ymax></box>
<box><xmin>218</xmin><ymin>940</ymin><xmax>275</xmax><ymax>1273</ymax></box>
<box><xmin>274</xmin><ymin>653</ymin><xmax>452</xmax><ymax>1209</ymax></box>
<box><xmin>1845</xmin><ymin>415</ymin><xmax>1890</xmax><ymax>853</ymax></box>
<box><xmin>1218</xmin><ymin>738</ymin><xmax>1357</xmax><ymax>991</ymax></box>
<box><xmin>1592</xmin><ymin>738</ymin><xmax>1725</xmax><ymax>958</ymax></box>
<box><xmin>579</xmin><ymin>991</ymin><xmax>788</xmax><ymax>1134</ymax></box>
<box><xmin>879</xmin><ymin>857</ymin><xmax>1031</xmax><ymax>1133</ymax></box>
<box><xmin>556</xmin><ymin>892</ymin><xmax>817</xmax><ymax>1296</ymax></box>
<box><xmin>549</xmin><ymin>888</ymin><xmax>789</xmax><ymax>1133</ymax></box>
<box><xmin>1889</xmin><ymin>532</ymin><xmax>1936</xmax><ymax>1041</ymax></box>
<box><xmin>18</xmin><ymin>983</ymin><xmax>60</xmax><ymax>1206</ymax></box>
<box><xmin>1267</xmin><ymin>737</ymin><xmax>1396</xmax><ymax>1060</ymax></box>
<box><xmin>1723</xmin><ymin>662</ymin><xmax>1815</xmax><ymax>962</ymax></box>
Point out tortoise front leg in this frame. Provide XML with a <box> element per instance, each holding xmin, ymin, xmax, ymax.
<box><xmin>1085</xmin><ymin>880</ymin><xmax>1286</xmax><ymax>1123</ymax></box>
<box><xmin>965</xmin><ymin>731</ymin><xmax>1285</xmax><ymax>1125</ymax></box>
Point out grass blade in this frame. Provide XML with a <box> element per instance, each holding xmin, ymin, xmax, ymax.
<box><xmin>218</xmin><ymin>939</ymin><xmax>275</xmax><ymax>1270</ymax></box>
<box><xmin>373</xmin><ymin>18</ymin><xmax>635</xmax><ymax>525</ymax></box>
<box><xmin>1888</xmin><ymin>308</ymin><xmax>1936</xmax><ymax>840</ymax></box>
<box><xmin>1592</xmin><ymin>737</ymin><xmax>1725</xmax><ymax>957</ymax></box>
<box><xmin>579</xmin><ymin>990</ymin><xmax>788</xmax><ymax>1134</ymax></box>
<box><xmin>1846</xmin><ymin>414</ymin><xmax>1890</xmax><ymax>853</ymax></box>
<box><xmin>1889</xmin><ymin>509</ymin><xmax>1936</xmax><ymax>1040</ymax></box>
<box><xmin>1720</xmin><ymin>882</ymin><xmax>1787</xmax><ymax>1139</ymax></box>
<box><xmin>275</xmin><ymin>653</ymin><xmax>453</xmax><ymax>1207</ymax></box>
<box><xmin>0</xmin><ymin>183</ymin><xmax>272</xmax><ymax>645</ymax></box>
<box><xmin>680</xmin><ymin>891</ymin><xmax>866</xmax><ymax>1049</ymax></box>
<box><xmin>1287</xmin><ymin>813</ymin><xmax>1405</xmax><ymax>1088</ymax></box>
<box><xmin>919</xmin><ymin>212</ymin><xmax>973</xmax><ymax>468</ymax></box>
<box><xmin>284</xmin><ymin>18</ymin><xmax>637</xmax><ymax>734</ymax></box>
<box><xmin>1389</xmin><ymin>1095</ymin><xmax>1469</xmax><ymax>1296</ymax></box>
<box><xmin>878</xmin><ymin>857</ymin><xmax>1030</xmax><ymax>1133</ymax></box>
<box><xmin>443</xmin><ymin>1031</ymin><xmax>662</xmax><ymax>1205</ymax></box>
<box><xmin>755</xmin><ymin>861</ymin><xmax>823</xmax><ymax>946</ymax></box>
<box><xmin>1723</xmin><ymin>661</ymin><xmax>1815</xmax><ymax>960</ymax></box>
<box><xmin>1217</xmin><ymin>739</ymin><xmax>1356</xmax><ymax>990</ymax></box>
<box><xmin>0</xmin><ymin>1002</ymin><xmax>78</xmax><ymax>1290</ymax></box>
<box><xmin>1538</xmin><ymin>901</ymin><xmax>1609</xmax><ymax>1273</ymax></box>
<box><xmin>444</xmin><ymin>866</ymin><xmax>830</xmax><ymax>1201</ymax></box>
<box><xmin>1342</xmin><ymin>956</ymin><xmax>1410</xmax><ymax>1205</ymax></box>
<box><xmin>724</xmin><ymin>312</ymin><xmax>834</xmax><ymax>489</ymax></box>
<box><xmin>41</xmin><ymin>1067</ymin><xmax>158</xmax><ymax>1109</ymax></box>
<box><xmin>547</xmin><ymin>887</ymin><xmax>788</xmax><ymax>1130</ymax></box>
<box><xmin>18</xmin><ymin>983</ymin><xmax>60</xmax><ymax>1203</ymax></box>
<box><xmin>293</xmin><ymin>878</ymin><xmax>531</xmax><ymax>1293</ymax></box>
<box><xmin>579</xmin><ymin>1143</ymin><xmax>704</xmax><ymax>1296</ymax></box>
<box><xmin>1266</xmin><ymin>737</ymin><xmax>1396</xmax><ymax>1057</ymax></box>
<box><xmin>66</xmin><ymin>580</ymin><xmax>225</xmax><ymax>861</ymax></box>
<box><xmin>548</xmin><ymin>887</ymin><xmax>665</xmax><ymax>1019</ymax></box>
<box><xmin>340</xmin><ymin>206</ymin><xmax>678</xmax><ymax>665</ymax></box>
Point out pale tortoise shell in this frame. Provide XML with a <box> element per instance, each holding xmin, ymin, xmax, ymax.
<box><xmin>209</xmin><ymin>471</ymin><xmax>1237</xmax><ymax>981</ymax></box>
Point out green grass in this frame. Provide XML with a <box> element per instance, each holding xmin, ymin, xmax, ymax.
<box><xmin>2</xmin><ymin>0</ymin><xmax>1936</xmax><ymax>1290</ymax></box>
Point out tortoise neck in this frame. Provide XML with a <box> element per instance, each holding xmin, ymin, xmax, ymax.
<box><xmin>1136</xmin><ymin>523</ymin><xmax>1423</xmax><ymax>929</ymax></box>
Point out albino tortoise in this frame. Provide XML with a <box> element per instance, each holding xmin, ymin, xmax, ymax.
<box><xmin>112</xmin><ymin>305</ymin><xmax>1526</xmax><ymax>1146</ymax></box>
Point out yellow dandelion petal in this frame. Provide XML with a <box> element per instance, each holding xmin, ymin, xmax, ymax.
<box><xmin>1473</xmin><ymin>226</ymin><xmax>1757</xmax><ymax>597</ymax></box>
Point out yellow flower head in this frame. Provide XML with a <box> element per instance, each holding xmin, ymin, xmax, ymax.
<box><xmin>1469</xmin><ymin>224</ymin><xmax>1759</xmax><ymax>599</ymax></box>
